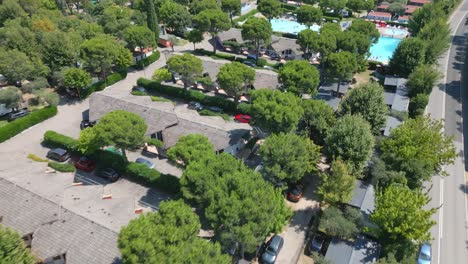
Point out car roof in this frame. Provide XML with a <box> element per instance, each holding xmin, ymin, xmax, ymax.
<box><xmin>420</xmin><ymin>243</ymin><xmax>431</xmax><ymax>256</ymax></box>
<box><xmin>269</xmin><ymin>235</ymin><xmax>284</xmax><ymax>248</ymax></box>
<box><xmin>51</xmin><ymin>148</ymin><xmax>67</xmax><ymax>155</ymax></box>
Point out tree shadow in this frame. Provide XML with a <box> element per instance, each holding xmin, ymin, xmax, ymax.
<box><xmin>459</xmin><ymin>184</ymin><xmax>468</xmax><ymax>194</ymax></box>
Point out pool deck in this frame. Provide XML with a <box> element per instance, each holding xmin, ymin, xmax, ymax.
<box><xmin>377</xmin><ymin>26</ymin><xmax>409</xmax><ymax>39</ymax></box>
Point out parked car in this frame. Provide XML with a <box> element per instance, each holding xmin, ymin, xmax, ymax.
<box><xmin>261</xmin><ymin>235</ymin><xmax>284</xmax><ymax>264</ymax></box>
<box><xmin>47</xmin><ymin>148</ymin><xmax>70</xmax><ymax>162</ymax></box>
<box><xmin>187</xmin><ymin>101</ymin><xmax>204</xmax><ymax>111</ymax></box>
<box><xmin>270</xmin><ymin>54</ymin><xmax>281</xmax><ymax>61</ymax></box>
<box><xmin>234</xmin><ymin>114</ymin><xmax>252</xmax><ymax>123</ymax></box>
<box><xmin>132</xmin><ymin>86</ymin><xmax>147</xmax><ymax>93</ymax></box>
<box><xmin>247</xmin><ymin>54</ymin><xmax>258</xmax><ymax>60</ymax></box>
<box><xmin>74</xmin><ymin>157</ymin><xmax>96</xmax><ymax>172</ymax></box>
<box><xmin>243</xmin><ymin>60</ymin><xmax>256</xmax><ymax>67</ymax></box>
<box><xmin>307</xmin><ymin>233</ymin><xmax>325</xmax><ymax>253</ymax></box>
<box><xmin>417</xmin><ymin>242</ymin><xmax>432</xmax><ymax>264</ymax></box>
<box><xmin>8</xmin><ymin>109</ymin><xmax>29</xmax><ymax>122</ymax></box>
<box><xmin>99</xmin><ymin>168</ymin><xmax>120</xmax><ymax>182</ymax></box>
<box><xmin>136</xmin><ymin>158</ymin><xmax>155</xmax><ymax>169</ymax></box>
<box><xmin>206</xmin><ymin>106</ymin><xmax>223</xmax><ymax>113</ymax></box>
<box><xmin>286</xmin><ymin>184</ymin><xmax>304</xmax><ymax>202</ymax></box>
<box><xmin>80</xmin><ymin>119</ymin><xmax>97</xmax><ymax>130</ymax></box>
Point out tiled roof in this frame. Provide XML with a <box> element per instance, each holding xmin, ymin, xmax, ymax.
<box><xmin>367</xmin><ymin>11</ymin><xmax>392</xmax><ymax>17</ymax></box>
<box><xmin>270</xmin><ymin>36</ymin><xmax>303</xmax><ymax>55</ymax></box>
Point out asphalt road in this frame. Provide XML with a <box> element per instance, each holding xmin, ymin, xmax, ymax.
<box><xmin>426</xmin><ymin>1</ymin><xmax>468</xmax><ymax>263</ymax></box>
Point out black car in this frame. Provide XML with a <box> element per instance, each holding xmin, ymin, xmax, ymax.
<box><xmin>243</xmin><ymin>60</ymin><xmax>256</xmax><ymax>67</ymax></box>
<box><xmin>308</xmin><ymin>233</ymin><xmax>325</xmax><ymax>254</ymax></box>
<box><xmin>187</xmin><ymin>101</ymin><xmax>204</xmax><ymax>111</ymax></box>
<box><xmin>8</xmin><ymin>109</ymin><xmax>29</xmax><ymax>122</ymax></box>
<box><xmin>80</xmin><ymin>120</ymin><xmax>97</xmax><ymax>130</ymax></box>
<box><xmin>99</xmin><ymin>168</ymin><xmax>120</xmax><ymax>182</ymax></box>
<box><xmin>270</xmin><ymin>54</ymin><xmax>281</xmax><ymax>61</ymax></box>
<box><xmin>47</xmin><ymin>148</ymin><xmax>70</xmax><ymax>162</ymax></box>
<box><xmin>206</xmin><ymin>106</ymin><xmax>223</xmax><ymax>113</ymax></box>
<box><xmin>132</xmin><ymin>86</ymin><xmax>147</xmax><ymax>93</ymax></box>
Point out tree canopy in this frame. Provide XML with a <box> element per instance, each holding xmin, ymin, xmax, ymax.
<box><xmin>416</xmin><ymin>18</ymin><xmax>450</xmax><ymax>64</ymax></box>
<box><xmin>217</xmin><ymin>61</ymin><xmax>255</xmax><ymax>105</ymax></box>
<box><xmin>190</xmin><ymin>0</ymin><xmax>220</xmax><ymax>15</ymax></box>
<box><xmin>319</xmin><ymin>206</ymin><xmax>363</xmax><ymax>239</ymax></box>
<box><xmin>0</xmin><ymin>49</ymin><xmax>45</xmax><ymax>82</ymax></box>
<box><xmin>123</xmin><ymin>25</ymin><xmax>156</xmax><ymax>52</ymax></box>
<box><xmin>406</xmin><ymin>64</ymin><xmax>441</xmax><ymax>97</ymax></box>
<box><xmin>159</xmin><ymin>1</ymin><xmax>192</xmax><ymax>33</ymax></box>
<box><xmin>167</xmin><ymin>134</ymin><xmax>215</xmax><ymax>167</ymax></box>
<box><xmin>347</xmin><ymin>19</ymin><xmax>379</xmax><ymax>43</ymax></box>
<box><xmin>297</xmin><ymin>5</ymin><xmax>323</xmax><ymax>28</ymax></box>
<box><xmin>180</xmin><ymin>154</ymin><xmax>291</xmax><ymax>255</ymax></box>
<box><xmin>318</xmin><ymin>159</ymin><xmax>355</xmax><ymax>205</ymax></box>
<box><xmin>325</xmin><ymin>115</ymin><xmax>375</xmax><ymax>175</ymax></box>
<box><xmin>0</xmin><ymin>225</ymin><xmax>36</xmax><ymax>264</ymax></box>
<box><xmin>257</xmin><ymin>0</ymin><xmax>282</xmax><ymax>21</ymax></box>
<box><xmin>167</xmin><ymin>53</ymin><xmax>203</xmax><ymax>88</ymax></box>
<box><xmin>0</xmin><ymin>87</ymin><xmax>21</xmax><ymax>109</ymax></box>
<box><xmin>408</xmin><ymin>2</ymin><xmax>447</xmax><ymax>35</ymax></box>
<box><xmin>63</xmin><ymin>68</ymin><xmax>92</xmax><ymax>98</ymax></box>
<box><xmin>241</xmin><ymin>17</ymin><xmax>272</xmax><ymax>63</ymax></box>
<box><xmin>260</xmin><ymin>133</ymin><xmax>321</xmax><ymax>185</ymax></box>
<box><xmin>194</xmin><ymin>9</ymin><xmax>231</xmax><ymax>53</ymax></box>
<box><xmin>380</xmin><ymin>116</ymin><xmax>456</xmax><ymax>188</ymax></box>
<box><xmin>371</xmin><ymin>183</ymin><xmax>436</xmax><ymax>242</ymax></box>
<box><xmin>302</xmin><ymin>99</ymin><xmax>336</xmax><ymax>145</ymax></box>
<box><xmin>250</xmin><ymin>89</ymin><xmax>304</xmax><ymax>133</ymax></box>
<box><xmin>118</xmin><ymin>200</ymin><xmax>231</xmax><ymax>264</ymax></box>
<box><xmin>278</xmin><ymin>60</ymin><xmax>320</xmax><ymax>96</ymax></box>
<box><xmin>339</xmin><ymin>82</ymin><xmax>388</xmax><ymax>135</ymax></box>
<box><xmin>325</xmin><ymin>51</ymin><xmax>357</xmax><ymax>85</ymax></box>
<box><xmin>221</xmin><ymin>0</ymin><xmax>241</xmax><ymax>23</ymax></box>
<box><xmin>320</xmin><ymin>0</ymin><xmax>348</xmax><ymax>10</ymax></box>
<box><xmin>389</xmin><ymin>38</ymin><xmax>426</xmax><ymax>77</ymax></box>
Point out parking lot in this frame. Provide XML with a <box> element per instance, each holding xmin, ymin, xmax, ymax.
<box><xmin>0</xmin><ymin>98</ymin><xmax>175</xmax><ymax>232</ymax></box>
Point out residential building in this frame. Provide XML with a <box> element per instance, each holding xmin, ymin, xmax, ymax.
<box><xmin>0</xmin><ymin>178</ymin><xmax>120</xmax><ymax>264</ymax></box>
<box><xmin>133</xmin><ymin>47</ymin><xmax>155</xmax><ymax>64</ymax></box>
<box><xmin>89</xmin><ymin>90</ymin><xmax>252</xmax><ymax>156</ymax></box>
<box><xmin>367</xmin><ymin>11</ymin><xmax>392</xmax><ymax>21</ymax></box>
<box><xmin>348</xmin><ymin>180</ymin><xmax>376</xmax><ymax>225</ymax></box>
<box><xmin>409</xmin><ymin>0</ymin><xmax>431</xmax><ymax>6</ymax></box>
<box><xmin>383</xmin><ymin>76</ymin><xmax>409</xmax><ymax>136</ymax></box>
<box><xmin>216</xmin><ymin>28</ymin><xmax>246</xmax><ymax>49</ymax></box>
<box><xmin>266</xmin><ymin>36</ymin><xmax>303</xmax><ymax>60</ymax></box>
<box><xmin>325</xmin><ymin>235</ymin><xmax>380</xmax><ymax>264</ymax></box>
<box><xmin>397</xmin><ymin>15</ymin><xmax>410</xmax><ymax>23</ymax></box>
<box><xmin>376</xmin><ymin>3</ymin><xmax>389</xmax><ymax>12</ymax></box>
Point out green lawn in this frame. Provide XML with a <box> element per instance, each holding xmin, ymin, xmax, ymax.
<box><xmin>0</xmin><ymin>120</ymin><xmax>8</xmax><ymax>128</ymax></box>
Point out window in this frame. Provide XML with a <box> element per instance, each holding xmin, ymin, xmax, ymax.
<box><xmin>156</xmin><ymin>131</ymin><xmax>163</xmax><ymax>142</ymax></box>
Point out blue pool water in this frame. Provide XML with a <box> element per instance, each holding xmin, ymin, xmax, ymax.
<box><xmin>369</xmin><ymin>36</ymin><xmax>402</xmax><ymax>63</ymax></box>
<box><xmin>270</xmin><ymin>18</ymin><xmax>320</xmax><ymax>34</ymax></box>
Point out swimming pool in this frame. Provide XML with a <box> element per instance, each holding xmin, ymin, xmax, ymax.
<box><xmin>241</xmin><ymin>4</ymin><xmax>251</xmax><ymax>14</ymax></box>
<box><xmin>369</xmin><ymin>36</ymin><xmax>402</xmax><ymax>64</ymax></box>
<box><xmin>270</xmin><ymin>18</ymin><xmax>320</xmax><ymax>34</ymax></box>
<box><xmin>384</xmin><ymin>28</ymin><xmax>407</xmax><ymax>36</ymax></box>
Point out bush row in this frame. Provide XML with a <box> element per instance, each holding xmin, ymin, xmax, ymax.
<box><xmin>135</xmin><ymin>51</ymin><xmax>161</xmax><ymax>70</ymax></box>
<box><xmin>43</xmin><ymin>130</ymin><xmax>79</xmax><ymax>152</ymax></box>
<box><xmin>0</xmin><ymin>106</ymin><xmax>57</xmax><ymax>143</ymax></box>
<box><xmin>81</xmin><ymin>70</ymin><xmax>128</xmax><ymax>99</ymax></box>
<box><xmin>126</xmin><ymin>162</ymin><xmax>181</xmax><ymax>194</ymax></box>
<box><xmin>137</xmin><ymin>78</ymin><xmax>238</xmax><ymax>113</ymax></box>
<box><xmin>48</xmin><ymin>161</ymin><xmax>76</xmax><ymax>172</ymax></box>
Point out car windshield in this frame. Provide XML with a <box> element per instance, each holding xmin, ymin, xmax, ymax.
<box><xmin>419</xmin><ymin>252</ymin><xmax>431</xmax><ymax>260</ymax></box>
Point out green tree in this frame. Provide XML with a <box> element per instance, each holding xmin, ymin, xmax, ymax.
<box><xmin>221</xmin><ymin>0</ymin><xmax>241</xmax><ymax>23</ymax></box>
<box><xmin>190</xmin><ymin>0</ymin><xmax>220</xmax><ymax>14</ymax></box>
<box><xmin>63</xmin><ymin>68</ymin><xmax>92</xmax><ymax>98</ymax></box>
<box><xmin>152</xmin><ymin>68</ymin><xmax>172</xmax><ymax>83</ymax></box>
<box><xmin>296</xmin><ymin>5</ymin><xmax>323</xmax><ymax>29</ymax></box>
<box><xmin>145</xmin><ymin>0</ymin><xmax>159</xmax><ymax>38</ymax></box>
<box><xmin>85</xmin><ymin>110</ymin><xmax>147</xmax><ymax>160</ymax></box>
<box><xmin>339</xmin><ymin>82</ymin><xmax>388</xmax><ymax>135</ymax></box>
<box><xmin>0</xmin><ymin>21</ymin><xmax>38</xmax><ymax>57</ymax></box>
<box><xmin>194</xmin><ymin>9</ymin><xmax>231</xmax><ymax>54</ymax></box>
<box><xmin>241</xmin><ymin>17</ymin><xmax>272</xmax><ymax>64</ymax></box>
<box><xmin>318</xmin><ymin>159</ymin><xmax>355</xmax><ymax>205</ymax></box>
<box><xmin>186</xmin><ymin>29</ymin><xmax>204</xmax><ymax>50</ymax></box>
<box><xmin>250</xmin><ymin>89</ymin><xmax>304</xmax><ymax>133</ymax></box>
<box><xmin>325</xmin><ymin>51</ymin><xmax>357</xmax><ymax>93</ymax></box>
<box><xmin>347</xmin><ymin>19</ymin><xmax>379</xmax><ymax>43</ymax></box>
<box><xmin>181</xmin><ymin>154</ymin><xmax>291</xmax><ymax>256</ymax></box>
<box><xmin>387</xmin><ymin>2</ymin><xmax>406</xmax><ymax>16</ymax></box>
<box><xmin>40</xmin><ymin>31</ymin><xmax>81</xmax><ymax>71</ymax></box>
<box><xmin>416</xmin><ymin>18</ymin><xmax>450</xmax><ymax>64</ymax></box>
<box><xmin>118</xmin><ymin>200</ymin><xmax>230</xmax><ymax>264</ymax></box>
<box><xmin>406</xmin><ymin>64</ymin><xmax>441</xmax><ymax>97</ymax></box>
<box><xmin>257</xmin><ymin>0</ymin><xmax>282</xmax><ymax>21</ymax></box>
<box><xmin>167</xmin><ymin>134</ymin><xmax>215</xmax><ymax>166</ymax></box>
<box><xmin>167</xmin><ymin>53</ymin><xmax>203</xmax><ymax>88</ymax></box>
<box><xmin>389</xmin><ymin>38</ymin><xmax>426</xmax><ymax>77</ymax></box>
<box><xmin>123</xmin><ymin>25</ymin><xmax>156</xmax><ymax>52</ymax></box>
<box><xmin>278</xmin><ymin>60</ymin><xmax>320</xmax><ymax>96</ymax></box>
<box><xmin>99</xmin><ymin>5</ymin><xmax>133</xmax><ymax>39</ymax></box>
<box><xmin>408</xmin><ymin>93</ymin><xmax>429</xmax><ymax>118</ymax></box>
<box><xmin>325</xmin><ymin>115</ymin><xmax>374</xmax><ymax>175</ymax></box>
<box><xmin>80</xmin><ymin>35</ymin><xmax>132</xmax><ymax>78</ymax></box>
<box><xmin>380</xmin><ymin>116</ymin><xmax>456</xmax><ymax>188</ymax></box>
<box><xmin>370</xmin><ymin>156</ymin><xmax>407</xmax><ymax>189</ymax></box>
<box><xmin>297</xmin><ymin>29</ymin><xmax>320</xmax><ymax>58</ymax></box>
<box><xmin>217</xmin><ymin>62</ymin><xmax>255</xmax><ymax>105</ymax></box>
<box><xmin>319</xmin><ymin>206</ymin><xmax>362</xmax><ymax>239</ymax></box>
<box><xmin>371</xmin><ymin>183</ymin><xmax>436</xmax><ymax>242</ymax></box>
<box><xmin>260</xmin><ymin>133</ymin><xmax>321</xmax><ymax>185</ymax></box>
<box><xmin>159</xmin><ymin>1</ymin><xmax>192</xmax><ymax>33</ymax></box>
<box><xmin>346</xmin><ymin>0</ymin><xmax>374</xmax><ymax>12</ymax></box>
<box><xmin>0</xmin><ymin>225</ymin><xmax>36</xmax><ymax>264</ymax></box>
<box><xmin>408</xmin><ymin>2</ymin><xmax>447</xmax><ymax>35</ymax></box>
<box><xmin>33</xmin><ymin>88</ymin><xmax>60</xmax><ymax>107</ymax></box>
<box><xmin>0</xmin><ymin>87</ymin><xmax>21</xmax><ymax>110</ymax></box>
<box><xmin>320</xmin><ymin>0</ymin><xmax>348</xmax><ymax>10</ymax></box>
<box><xmin>0</xmin><ymin>0</ymin><xmax>27</xmax><ymax>27</ymax></box>
<box><xmin>302</xmin><ymin>99</ymin><xmax>336</xmax><ymax>145</ymax></box>
<box><xmin>337</xmin><ymin>31</ymin><xmax>372</xmax><ymax>66</ymax></box>
<box><xmin>0</xmin><ymin>49</ymin><xmax>42</xmax><ymax>83</ymax></box>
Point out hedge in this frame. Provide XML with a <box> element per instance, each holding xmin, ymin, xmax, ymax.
<box><xmin>48</xmin><ymin>162</ymin><xmax>76</xmax><ymax>172</ymax></box>
<box><xmin>281</xmin><ymin>3</ymin><xmax>298</xmax><ymax>11</ymax></box>
<box><xmin>0</xmin><ymin>106</ymin><xmax>58</xmax><ymax>143</ymax></box>
<box><xmin>135</xmin><ymin>51</ymin><xmax>161</xmax><ymax>70</ymax></box>
<box><xmin>43</xmin><ymin>130</ymin><xmax>79</xmax><ymax>152</ymax></box>
<box><xmin>81</xmin><ymin>70</ymin><xmax>128</xmax><ymax>99</ymax></box>
<box><xmin>137</xmin><ymin>78</ymin><xmax>238</xmax><ymax>113</ymax></box>
<box><xmin>126</xmin><ymin>162</ymin><xmax>180</xmax><ymax>194</ymax></box>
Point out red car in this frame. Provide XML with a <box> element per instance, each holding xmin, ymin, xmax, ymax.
<box><xmin>287</xmin><ymin>184</ymin><xmax>304</xmax><ymax>203</ymax></box>
<box><xmin>74</xmin><ymin>157</ymin><xmax>96</xmax><ymax>172</ymax></box>
<box><xmin>234</xmin><ymin>114</ymin><xmax>252</xmax><ymax>123</ymax></box>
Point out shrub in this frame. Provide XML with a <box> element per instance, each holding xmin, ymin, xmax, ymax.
<box><xmin>43</xmin><ymin>130</ymin><xmax>79</xmax><ymax>152</ymax></box>
<box><xmin>27</xmin><ymin>153</ymin><xmax>48</xmax><ymax>162</ymax></box>
<box><xmin>256</xmin><ymin>58</ymin><xmax>267</xmax><ymax>67</ymax></box>
<box><xmin>80</xmin><ymin>81</ymin><xmax>105</xmax><ymax>99</ymax></box>
<box><xmin>131</xmin><ymin>90</ymin><xmax>147</xmax><ymax>96</ymax></box>
<box><xmin>137</xmin><ymin>78</ymin><xmax>237</xmax><ymax>113</ymax></box>
<box><xmin>0</xmin><ymin>106</ymin><xmax>58</xmax><ymax>143</ymax></box>
<box><xmin>48</xmin><ymin>161</ymin><xmax>76</xmax><ymax>172</ymax></box>
<box><xmin>281</xmin><ymin>3</ymin><xmax>298</xmax><ymax>11</ymax></box>
<box><xmin>150</xmin><ymin>96</ymin><xmax>172</xmax><ymax>102</ymax></box>
<box><xmin>90</xmin><ymin>149</ymin><xmax>127</xmax><ymax>173</ymax></box>
<box><xmin>145</xmin><ymin>137</ymin><xmax>164</xmax><ymax>148</ymax></box>
<box><xmin>199</xmin><ymin>109</ymin><xmax>231</xmax><ymax>120</ymax></box>
<box><xmin>21</xmin><ymin>77</ymin><xmax>50</xmax><ymax>93</ymax></box>
<box><xmin>135</xmin><ymin>51</ymin><xmax>161</xmax><ymax>70</ymax></box>
<box><xmin>126</xmin><ymin>162</ymin><xmax>180</xmax><ymax>194</ymax></box>
<box><xmin>106</xmin><ymin>71</ymin><xmax>127</xmax><ymax>86</ymax></box>
<box><xmin>408</xmin><ymin>93</ymin><xmax>429</xmax><ymax>118</ymax></box>
<box><xmin>237</xmin><ymin>102</ymin><xmax>252</xmax><ymax>114</ymax></box>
